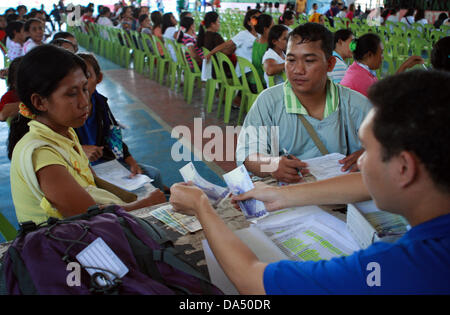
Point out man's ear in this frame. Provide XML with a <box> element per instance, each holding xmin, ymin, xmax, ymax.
<box><xmin>30</xmin><ymin>93</ymin><xmax>47</xmax><ymax>113</ymax></box>
<box><xmin>327</xmin><ymin>55</ymin><xmax>337</xmax><ymax>72</ymax></box>
<box><xmin>97</xmin><ymin>72</ymin><xmax>103</xmax><ymax>84</ymax></box>
<box><xmin>394</xmin><ymin>151</ymin><xmax>418</xmax><ymax>189</ymax></box>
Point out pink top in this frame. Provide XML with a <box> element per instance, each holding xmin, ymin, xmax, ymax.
<box><xmin>340</xmin><ymin>62</ymin><xmax>378</xmax><ymax>97</ymax></box>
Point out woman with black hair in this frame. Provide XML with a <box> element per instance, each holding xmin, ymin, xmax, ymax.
<box><xmin>197</xmin><ymin>11</ymin><xmax>222</xmax><ymax>51</ymax></box>
<box><xmin>252</xmin><ymin>14</ymin><xmax>274</xmax><ymax>85</ymax></box>
<box><xmin>414</xmin><ymin>9</ymin><xmax>428</xmax><ymax>25</ymax></box>
<box><xmin>341</xmin><ymin>33</ymin><xmax>423</xmax><ymax>96</ymax></box>
<box><xmin>8</xmin><ymin>45</ymin><xmax>166</xmax><ymax>225</ymax></box>
<box><xmin>162</xmin><ymin>12</ymin><xmax>178</xmax><ymax>41</ymax></box>
<box><xmin>204</xmin><ymin>9</ymin><xmax>261</xmax><ymax>76</ymax></box>
<box><xmin>329</xmin><ymin>29</ymin><xmax>353</xmax><ymax>83</ymax></box>
<box><xmin>278</xmin><ymin>10</ymin><xmax>295</xmax><ymax>32</ymax></box>
<box><xmin>178</xmin><ymin>16</ymin><xmax>204</xmax><ymax>69</ymax></box>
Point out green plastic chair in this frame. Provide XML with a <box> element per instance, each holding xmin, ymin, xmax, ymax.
<box><xmin>152</xmin><ymin>36</ymin><xmax>172</xmax><ymax>85</ymax></box>
<box><xmin>0</xmin><ymin>213</ymin><xmax>17</xmax><ymax>242</ymax></box>
<box><xmin>140</xmin><ymin>33</ymin><xmax>158</xmax><ymax>80</ymax></box>
<box><xmin>268</xmin><ymin>71</ymin><xmax>287</xmax><ymax>87</ymax></box>
<box><xmin>215</xmin><ymin>52</ymin><xmax>244</xmax><ymax>124</ymax></box>
<box><xmin>165</xmin><ymin>39</ymin><xmax>182</xmax><ymax>90</ymax></box>
<box><xmin>129</xmin><ymin>30</ymin><xmax>146</xmax><ymax>74</ymax></box>
<box><xmin>180</xmin><ymin>45</ymin><xmax>202</xmax><ymax>104</ymax></box>
<box><xmin>236</xmin><ymin>56</ymin><xmax>265</xmax><ymax>125</ymax></box>
<box><xmin>201</xmin><ymin>47</ymin><xmax>224</xmax><ymax>113</ymax></box>
<box><xmin>0</xmin><ymin>41</ymin><xmax>11</xmax><ymax>68</ymax></box>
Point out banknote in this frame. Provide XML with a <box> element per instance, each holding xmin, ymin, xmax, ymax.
<box><xmin>223</xmin><ymin>165</ymin><xmax>268</xmax><ymax>221</ymax></box>
<box><xmin>179</xmin><ymin>162</ymin><xmax>229</xmax><ymax>206</ymax></box>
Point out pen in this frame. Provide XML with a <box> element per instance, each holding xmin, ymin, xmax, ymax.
<box><xmin>282</xmin><ymin>148</ymin><xmax>302</xmax><ymax>176</ymax></box>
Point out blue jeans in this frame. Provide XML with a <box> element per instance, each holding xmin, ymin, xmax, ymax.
<box><xmin>118</xmin><ymin>160</ymin><xmax>165</xmax><ymax>192</ymax></box>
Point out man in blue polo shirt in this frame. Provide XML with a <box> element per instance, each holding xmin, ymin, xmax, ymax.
<box><xmin>170</xmin><ymin>70</ymin><xmax>450</xmax><ymax>294</ymax></box>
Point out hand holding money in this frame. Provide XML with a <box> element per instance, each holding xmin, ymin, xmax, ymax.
<box><xmin>170</xmin><ymin>182</ymin><xmax>209</xmax><ymax>217</ymax></box>
<box><xmin>231</xmin><ymin>182</ymin><xmax>285</xmax><ymax>212</ymax></box>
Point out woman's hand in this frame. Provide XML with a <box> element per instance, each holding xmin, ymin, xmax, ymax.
<box><xmin>140</xmin><ymin>189</ymin><xmax>167</xmax><ymax>207</ymax></box>
<box><xmin>82</xmin><ymin>145</ymin><xmax>104</xmax><ymax>162</ymax></box>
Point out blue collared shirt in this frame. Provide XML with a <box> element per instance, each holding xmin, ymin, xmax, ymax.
<box><xmin>264</xmin><ymin>213</ymin><xmax>450</xmax><ymax>294</ymax></box>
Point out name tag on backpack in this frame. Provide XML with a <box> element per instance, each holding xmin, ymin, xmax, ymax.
<box><xmin>76</xmin><ymin>237</ymin><xmax>129</xmax><ymax>282</ymax></box>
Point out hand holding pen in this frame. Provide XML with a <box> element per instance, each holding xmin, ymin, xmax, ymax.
<box><xmin>270</xmin><ymin>149</ymin><xmax>309</xmax><ymax>183</ymax></box>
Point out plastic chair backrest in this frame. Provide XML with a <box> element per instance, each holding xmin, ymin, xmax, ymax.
<box><xmin>216</xmin><ymin>52</ymin><xmax>240</xmax><ymax>87</ymax></box>
<box><xmin>152</xmin><ymin>36</ymin><xmax>170</xmax><ymax>59</ymax></box>
<box><xmin>141</xmin><ymin>33</ymin><xmax>156</xmax><ymax>56</ymax></box>
<box><xmin>236</xmin><ymin>56</ymin><xmax>264</xmax><ymax>94</ymax></box>
<box><xmin>181</xmin><ymin>45</ymin><xmax>201</xmax><ymax>74</ymax></box>
<box><xmin>0</xmin><ymin>212</ymin><xmax>17</xmax><ymax>242</ymax></box>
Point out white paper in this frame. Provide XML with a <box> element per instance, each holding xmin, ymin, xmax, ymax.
<box><xmin>223</xmin><ymin>165</ymin><xmax>268</xmax><ymax>221</ymax></box>
<box><xmin>92</xmin><ymin>159</ymin><xmax>153</xmax><ymax>191</ymax></box>
<box><xmin>76</xmin><ymin>237</ymin><xmax>129</xmax><ymax>281</ymax></box>
<box><xmin>179</xmin><ymin>162</ymin><xmax>229</xmax><ymax>206</ymax></box>
<box><xmin>201</xmin><ymin>58</ymin><xmax>212</xmax><ymax>81</ymax></box>
<box><xmin>304</xmin><ymin>153</ymin><xmax>349</xmax><ymax>180</ymax></box>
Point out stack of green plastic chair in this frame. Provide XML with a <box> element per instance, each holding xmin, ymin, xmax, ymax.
<box><xmin>141</xmin><ymin>33</ymin><xmax>158</xmax><ymax>80</ymax></box>
<box><xmin>215</xmin><ymin>52</ymin><xmax>244</xmax><ymax>124</ymax></box>
<box><xmin>152</xmin><ymin>36</ymin><xmax>172</xmax><ymax>85</ymax></box>
<box><xmin>0</xmin><ymin>213</ymin><xmax>17</xmax><ymax>242</ymax></box>
<box><xmin>201</xmin><ymin>47</ymin><xmax>224</xmax><ymax>113</ymax></box>
<box><xmin>236</xmin><ymin>56</ymin><xmax>265</xmax><ymax>125</ymax></box>
<box><xmin>180</xmin><ymin>45</ymin><xmax>202</xmax><ymax>104</ymax></box>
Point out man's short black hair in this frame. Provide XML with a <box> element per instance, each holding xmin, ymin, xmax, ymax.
<box><xmin>53</xmin><ymin>31</ymin><xmax>75</xmax><ymax>41</ymax></box>
<box><xmin>368</xmin><ymin>70</ymin><xmax>450</xmax><ymax>193</ymax></box>
<box><xmin>288</xmin><ymin>23</ymin><xmax>334</xmax><ymax>58</ymax></box>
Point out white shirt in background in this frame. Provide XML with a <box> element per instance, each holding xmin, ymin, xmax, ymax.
<box><xmin>261</xmin><ymin>48</ymin><xmax>286</xmax><ymax>87</ymax></box>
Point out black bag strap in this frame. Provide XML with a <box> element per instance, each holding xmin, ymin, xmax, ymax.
<box><xmin>7</xmin><ymin>246</ymin><xmax>38</xmax><ymax>295</ymax></box>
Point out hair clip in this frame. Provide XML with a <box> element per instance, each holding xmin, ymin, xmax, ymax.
<box><xmin>180</xmin><ymin>26</ymin><xmax>186</xmax><ymax>32</ymax></box>
<box><xmin>201</xmin><ymin>20</ymin><xmax>205</xmax><ymax>26</ymax></box>
<box><xmin>349</xmin><ymin>39</ymin><xmax>357</xmax><ymax>52</ymax></box>
<box><xmin>19</xmin><ymin>103</ymin><xmax>36</xmax><ymax>120</ymax></box>
<box><xmin>250</xmin><ymin>17</ymin><xmax>258</xmax><ymax>26</ymax></box>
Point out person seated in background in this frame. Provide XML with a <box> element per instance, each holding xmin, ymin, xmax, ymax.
<box><xmin>138</xmin><ymin>14</ymin><xmax>152</xmax><ymax>35</ymax></box>
<box><xmin>22</xmin><ymin>18</ymin><xmax>44</xmax><ymax>54</ymax></box>
<box><xmin>5</xmin><ymin>20</ymin><xmax>25</xmax><ymax>61</ymax></box>
<box><xmin>52</xmin><ymin>31</ymin><xmax>79</xmax><ymax>52</ymax></box>
<box><xmin>340</xmin><ymin>33</ymin><xmax>423</xmax><ymax>97</ymax></box>
<box><xmin>262</xmin><ymin>25</ymin><xmax>288</xmax><ymax>87</ymax></box>
<box><xmin>278</xmin><ymin>10</ymin><xmax>295</xmax><ymax>32</ymax></box>
<box><xmin>205</xmin><ymin>9</ymin><xmax>261</xmax><ymax>77</ymax></box>
<box><xmin>177</xmin><ymin>17</ymin><xmax>204</xmax><ymax>70</ymax></box>
<box><xmin>170</xmin><ymin>69</ymin><xmax>450</xmax><ymax>294</ymax></box>
<box><xmin>252</xmin><ymin>14</ymin><xmax>274</xmax><ymax>88</ymax></box>
<box><xmin>308</xmin><ymin>12</ymin><xmax>325</xmax><ymax>25</ymax></box>
<box><xmin>328</xmin><ymin>29</ymin><xmax>353</xmax><ymax>83</ymax></box>
<box><xmin>49</xmin><ymin>38</ymin><xmax>76</xmax><ymax>53</ymax></box>
<box><xmin>400</xmin><ymin>8</ymin><xmax>415</xmax><ymax>28</ymax></box>
<box><xmin>162</xmin><ymin>12</ymin><xmax>178</xmax><ymax>41</ymax></box>
<box><xmin>414</xmin><ymin>9</ymin><xmax>428</xmax><ymax>25</ymax></box>
<box><xmin>431</xmin><ymin>36</ymin><xmax>450</xmax><ymax>71</ymax></box>
<box><xmin>8</xmin><ymin>45</ymin><xmax>166</xmax><ymax>225</ymax></box>
<box><xmin>75</xmin><ymin>52</ymin><xmax>169</xmax><ymax>195</ymax></box>
<box><xmin>236</xmin><ymin>23</ymin><xmax>372</xmax><ymax>184</ymax></box>
<box><xmin>0</xmin><ymin>57</ymin><xmax>22</xmax><ymax>124</ymax></box>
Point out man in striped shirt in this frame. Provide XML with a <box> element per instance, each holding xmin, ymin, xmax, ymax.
<box><xmin>236</xmin><ymin>24</ymin><xmax>371</xmax><ymax>184</ymax></box>
<box><xmin>328</xmin><ymin>29</ymin><xmax>354</xmax><ymax>84</ymax></box>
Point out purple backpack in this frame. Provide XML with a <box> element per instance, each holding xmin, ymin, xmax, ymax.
<box><xmin>0</xmin><ymin>205</ymin><xmax>223</xmax><ymax>295</ymax></box>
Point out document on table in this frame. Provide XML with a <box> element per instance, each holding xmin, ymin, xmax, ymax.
<box><xmin>179</xmin><ymin>162</ymin><xmax>229</xmax><ymax>206</ymax></box>
<box><xmin>92</xmin><ymin>159</ymin><xmax>153</xmax><ymax>191</ymax></box>
<box><xmin>264</xmin><ymin>219</ymin><xmax>358</xmax><ymax>262</ymax></box>
<box><xmin>150</xmin><ymin>204</ymin><xmax>202</xmax><ymax>235</ymax></box>
<box><xmin>304</xmin><ymin>153</ymin><xmax>349</xmax><ymax>180</ymax></box>
<box><xmin>223</xmin><ymin>165</ymin><xmax>268</xmax><ymax>221</ymax></box>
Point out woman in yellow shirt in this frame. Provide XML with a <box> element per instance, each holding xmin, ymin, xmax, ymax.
<box><xmin>9</xmin><ymin>45</ymin><xmax>166</xmax><ymax>224</ymax></box>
